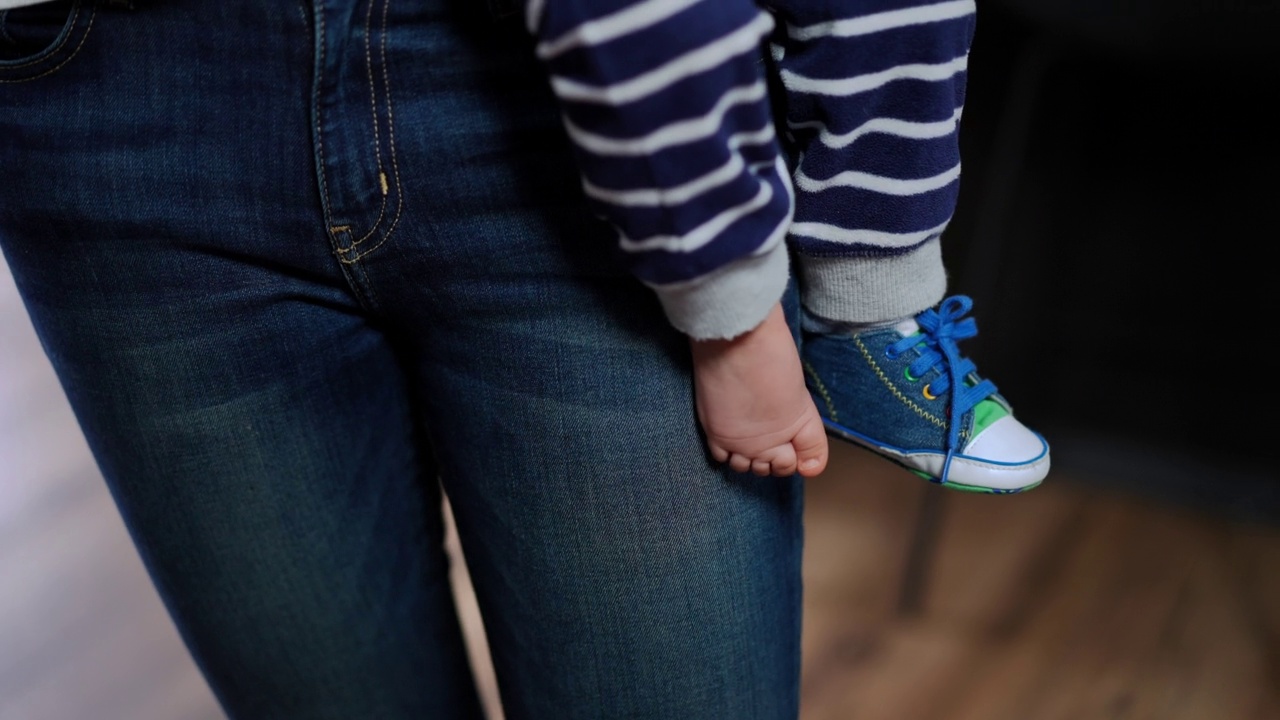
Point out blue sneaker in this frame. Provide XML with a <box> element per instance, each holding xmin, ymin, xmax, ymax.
<box><xmin>800</xmin><ymin>295</ymin><xmax>1049</xmax><ymax>493</ymax></box>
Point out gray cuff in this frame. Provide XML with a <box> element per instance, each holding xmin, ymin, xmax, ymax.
<box><xmin>796</xmin><ymin>237</ymin><xmax>947</xmax><ymax>324</ymax></box>
<box><xmin>649</xmin><ymin>241</ymin><xmax>791</xmax><ymax>340</ymax></box>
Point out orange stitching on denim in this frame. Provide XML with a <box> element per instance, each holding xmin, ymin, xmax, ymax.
<box><xmin>802</xmin><ymin>361</ymin><xmax>839</xmax><ymax>423</ymax></box>
<box><xmin>0</xmin><ymin>4</ymin><xmax>94</xmax><ymax>83</ymax></box>
<box><xmin>337</xmin><ymin>0</ymin><xmax>401</xmax><ymax>262</ymax></box>
<box><xmin>854</xmin><ymin>335</ymin><xmax>946</xmax><ymax>429</ymax></box>
<box><xmin>3</xmin><ymin>2</ymin><xmax>79</xmax><ymax>70</ymax></box>
<box><xmin>342</xmin><ymin>0</ymin><xmax>388</xmax><ymax>246</ymax></box>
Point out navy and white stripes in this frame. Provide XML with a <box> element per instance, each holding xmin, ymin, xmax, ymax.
<box><xmin>769</xmin><ymin>0</ymin><xmax>975</xmax><ymax>255</ymax></box>
<box><xmin>530</xmin><ymin>0</ymin><xmax>792</xmax><ymax>290</ymax></box>
<box><xmin>526</xmin><ymin>0</ymin><xmax>976</xmax><ymax>337</ymax></box>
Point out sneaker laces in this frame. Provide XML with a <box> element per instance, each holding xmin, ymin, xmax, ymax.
<box><xmin>888</xmin><ymin>295</ymin><xmax>997</xmax><ymax>483</ymax></box>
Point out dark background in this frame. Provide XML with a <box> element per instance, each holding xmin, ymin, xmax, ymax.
<box><xmin>942</xmin><ymin>0</ymin><xmax>1279</xmax><ymax>523</ymax></box>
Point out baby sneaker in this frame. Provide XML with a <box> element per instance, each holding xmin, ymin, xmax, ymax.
<box><xmin>800</xmin><ymin>295</ymin><xmax>1049</xmax><ymax>493</ymax></box>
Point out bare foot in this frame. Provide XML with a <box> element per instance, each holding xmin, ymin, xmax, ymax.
<box><xmin>690</xmin><ymin>303</ymin><xmax>829</xmax><ymax>478</ymax></box>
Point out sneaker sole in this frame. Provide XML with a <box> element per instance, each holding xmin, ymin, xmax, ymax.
<box><xmin>821</xmin><ymin>418</ymin><xmax>1044</xmax><ymax>495</ymax></box>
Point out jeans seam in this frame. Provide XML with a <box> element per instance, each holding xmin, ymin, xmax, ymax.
<box><xmin>0</xmin><ymin>2</ymin><xmax>94</xmax><ymax>83</ymax></box>
<box><xmin>338</xmin><ymin>0</ymin><xmax>403</xmax><ymax>265</ymax></box>
<box><xmin>329</xmin><ymin>228</ymin><xmax>381</xmax><ymax>312</ymax></box>
<box><xmin>313</xmin><ymin>2</ymin><xmax>338</xmax><ymax>235</ymax></box>
<box><xmin>336</xmin><ymin>0</ymin><xmax>389</xmax><ymax>246</ymax></box>
<box><xmin>355</xmin><ymin>255</ymin><xmax>382</xmax><ymax>310</ymax></box>
<box><xmin>1</xmin><ymin>0</ymin><xmax>78</xmax><ymax>69</ymax></box>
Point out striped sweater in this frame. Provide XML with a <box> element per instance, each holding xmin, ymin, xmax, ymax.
<box><xmin>527</xmin><ymin>0</ymin><xmax>975</xmax><ymax>338</ymax></box>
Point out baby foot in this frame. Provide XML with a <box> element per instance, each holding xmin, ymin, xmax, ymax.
<box><xmin>690</xmin><ymin>303</ymin><xmax>829</xmax><ymax>478</ymax></box>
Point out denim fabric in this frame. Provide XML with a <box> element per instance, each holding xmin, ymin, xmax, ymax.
<box><xmin>0</xmin><ymin>2</ymin><xmax>805</xmax><ymax>719</ymax></box>
<box><xmin>802</xmin><ymin>323</ymin><xmax>989</xmax><ymax>454</ymax></box>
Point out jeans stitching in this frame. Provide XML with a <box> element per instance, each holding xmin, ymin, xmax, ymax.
<box><xmin>1</xmin><ymin>1</ymin><xmax>77</xmax><ymax>69</ymax></box>
<box><xmin>339</xmin><ymin>0</ymin><xmax>389</xmax><ymax>246</ymax></box>
<box><xmin>0</xmin><ymin>2</ymin><xmax>93</xmax><ymax>83</ymax></box>
<box><xmin>355</xmin><ymin>252</ymin><xmax>382</xmax><ymax>308</ymax></box>
<box><xmin>339</xmin><ymin>0</ymin><xmax>403</xmax><ymax>265</ymax></box>
<box><xmin>313</xmin><ymin>2</ymin><xmax>338</xmax><ymax>234</ymax></box>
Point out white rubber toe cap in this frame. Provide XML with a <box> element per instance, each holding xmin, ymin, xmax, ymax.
<box><xmin>903</xmin><ymin>415</ymin><xmax>1051</xmax><ymax>491</ymax></box>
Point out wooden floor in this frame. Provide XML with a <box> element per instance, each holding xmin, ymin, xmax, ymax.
<box><xmin>2</xmin><ymin>259</ymin><xmax>1277</xmax><ymax>720</ymax></box>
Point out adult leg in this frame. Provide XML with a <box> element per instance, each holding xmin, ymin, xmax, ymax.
<box><xmin>0</xmin><ymin>2</ymin><xmax>482</xmax><ymax>717</ymax></box>
<box><xmin>332</xmin><ymin>2</ymin><xmax>807</xmax><ymax>717</ymax></box>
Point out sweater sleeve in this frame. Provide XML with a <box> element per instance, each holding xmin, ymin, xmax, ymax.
<box><xmin>759</xmin><ymin>0</ymin><xmax>975</xmax><ymax>324</ymax></box>
<box><xmin>525</xmin><ymin>0</ymin><xmax>795</xmax><ymax>340</ymax></box>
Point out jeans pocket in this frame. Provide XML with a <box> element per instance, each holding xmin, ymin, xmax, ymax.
<box><xmin>0</xmin><ymin>0</ymin><xmax>95</xmax><ymax>83</ymax></box>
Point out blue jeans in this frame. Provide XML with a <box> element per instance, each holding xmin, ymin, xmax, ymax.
<box><xmin>0</xmin><ymin>1</ymin><xmax>805</xmax><ymax>718</ymax></box>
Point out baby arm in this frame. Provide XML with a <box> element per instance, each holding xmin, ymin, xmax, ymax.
<box><xmin>527</xmin><ymin>0</ymin><xmax>827</xmax><ymax>476</ymax></box>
